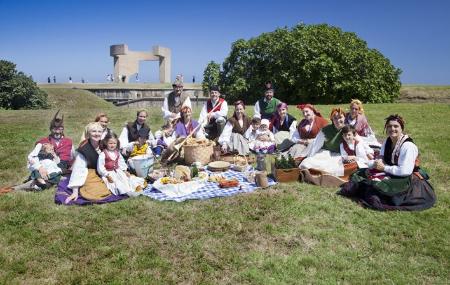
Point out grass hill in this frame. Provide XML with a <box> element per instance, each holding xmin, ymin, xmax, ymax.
<box><xmin>41</xmin><ymin>87</ymin><xmax>115</xmax><ymax>109</ymax></box>
<box><xmin>0</xmin><ymin>87</ymin><xmax>449</xmax><ymax>283</ymax></box>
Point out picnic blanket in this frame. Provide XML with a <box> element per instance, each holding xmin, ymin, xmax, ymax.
<box><xmin>142</xmin><ymin>169</ymin><xmax>277</xmax><ymax>202</ymax></box>
<box><xmin>55</xmin><ymin>178</ymin><xmax>128</xmax><ymax>206</ymax></box>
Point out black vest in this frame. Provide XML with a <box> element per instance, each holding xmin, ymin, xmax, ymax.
<box><xmin>273</xmin><ymin>113</ymin><xmax>296</xmax><ymax>132</ymax></box>
<box><xmin>126</xmin><ymin>121</ymin><xmax>150</xmax><ymax>142</ymax></box>
<box><xmin>77</xmin><ymin>140</ymin><xmax>99</xmax><ymax>170</ymax></box>
<box><xmin>384</xmin><ymin>137</ymin><xmax>414</xmax><ymax>166</ymax></box>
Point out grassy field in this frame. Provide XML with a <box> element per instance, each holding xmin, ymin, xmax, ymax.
<box><xmin>0</xmin><ymin>88</ymin><xmax>449</xmax><ymax>284</ymax></box>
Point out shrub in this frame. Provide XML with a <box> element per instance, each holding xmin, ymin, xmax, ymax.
<box><xmin>0</xmin><ymin>59</ymin><xmax>49</xmax><ymax>109</ymax></box>
<box><xmin>211</xmin><ymin>24</ymin><xmax>401</xmax><ymax>104</ymax></box>
<box><xmin>202</xmin><ymin>61</ymin><xmax>221</xmax><ymax>95</ymax></box>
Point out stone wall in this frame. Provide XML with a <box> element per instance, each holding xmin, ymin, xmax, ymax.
<box><xmin>88</xmin><ymin>88</ymin><xmax>206</xmax><ymax>108</ymax></box>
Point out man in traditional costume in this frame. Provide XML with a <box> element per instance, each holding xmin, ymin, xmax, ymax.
<box><xmin>198</xmin><ymin>86</ymin><xmax>228</xmax><ymax>140</ymax></box>
<box><xmin>162</xmin><ymin>77</ymin><xmax>192</xmax><ymax>123</ymax></box>
<box><xmin>2</xmin><ymin>111</ymin><xmax>74</xmax><ymax>192</ymax></box>
<box><xmin>253</xmin><ymin>81</ymin><xmax>281</xmax><ymax>120</ymax></box>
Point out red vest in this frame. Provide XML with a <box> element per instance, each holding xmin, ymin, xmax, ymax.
<box><xmin>207</xmin><ymin>98</ymin><xmax>224</xmax><ymax>112</ymax></box>
<box><xmin>37</xmin><ymin>136</ymin><xmax>72</xmax><ymax>163</ymax></box>
<box><xmin>342</xmin><ymin>140</ymin><xmax>359</xmax><ymax>156</ymax></box>
<box><xmin>104</xmin><ymin>150</ymin><xmax>119</xmax><ymax>171</ymax></box>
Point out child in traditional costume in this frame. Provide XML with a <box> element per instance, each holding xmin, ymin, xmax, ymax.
<box><xmin>29</xmin><ymin>143</ymin><xmax>63</xmax><ymax>189</ymax></box>
<box><xmin>244</xmin><ymin>117</ymin><xmax>261</xmax><ymax>142</ymax></box>
<box><xmin>248</xmin><ymin>119</ymin><xmax>276</xmax><ymax>153</ymax></box>
<box><xmin>153</xmin><ymin>123</ymin><xmax>175</xmax><ymax>157</ymax></box>
<box><xmin>97</xmin><ymin>133</ymin><xmax>146</xmax><ymax>196</ymax></box>
<box><xmin>340</xmin><ymin>125</ymin><xmax>374</xmax><ymax>179</ymax></box>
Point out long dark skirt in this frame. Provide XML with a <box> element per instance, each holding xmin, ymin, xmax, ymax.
<box><xmin>340</xmin><ymin>169</ymin><xmax>436</xmax><ymax>211</ymax></box>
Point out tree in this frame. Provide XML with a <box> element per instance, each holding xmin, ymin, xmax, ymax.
<box><xmin>202</xmin><ymin>61</ymin><xmax>221</xmax><ymax>95</ymax></box>
<box><xmin>0</xmin><ymin>59</ymin><xmax>49</xmax><ymax>109</ymax></box>
<box><xmin>208</xmin><ymin>24</ymin><xmax>401</xmax><ymax>104</ymax></box>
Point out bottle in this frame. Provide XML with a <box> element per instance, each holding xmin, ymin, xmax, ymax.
<box><xmin>191</xmin><ymin>163</ymin><xmax>199</xmax><ymax>178</ymax></box>
<box><xmin>256</xmin><ymin>152</ymin><xmax>266</xmax><ymax>171</ymax></box>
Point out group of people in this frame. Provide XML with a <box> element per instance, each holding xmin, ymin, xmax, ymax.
<box><xmin>1</xmin><ymin>79</ymin><xmax>436</xmax><ymax>211</ymax></box>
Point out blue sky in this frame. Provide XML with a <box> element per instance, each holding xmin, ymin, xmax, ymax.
<box><xmin>1</xmin><ymin>0</ymin><xmax>449</xmax><ymax>84</ymax></box>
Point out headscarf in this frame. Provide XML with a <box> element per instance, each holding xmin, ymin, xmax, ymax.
<box><xmin>296</xmin><ymin>103</ymin><xmax>322</xmax><ymax>117</ymax></box>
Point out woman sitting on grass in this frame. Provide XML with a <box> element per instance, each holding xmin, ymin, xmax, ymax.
<box><xmin>339</xmin><ymin>114</ymin><xmax>436</xmax><ymax>211</ymax></box>
<box><xmin>58</xmin><ymin>122</ymin><xmax>127</xmax><ymax>205</ymax></box>
<box><xmin>299</xmin><ymin>107</ymin><xmax>348</xmax><ymax>187</ymax></box>
<box><xmin>161</xmin><ymin>106</ymin><xmax>205</xmax><ymax>163</ymax></box>
<box><xmin>345</xmin><ymin>99</ymin><xmax>380</xmax><ymax>148</ymax></box>
<box><xmin>286</xmin><ymin>104</ymin><xmax>329</xmax><ymax>160</ymax></box>
<box><xmin>80</xmin><ymin>112</ymin><xmax>112</xmax><ymax>142</ymax></box>
<box><xmin>218</xmin><ymin>100</ymin><xmax>252</xmax><ymax>155</ymax></box>
<box><xmin>269</xmin><ymin>102</ymin><xmax>297</xmax><ymax>151</ymax></box>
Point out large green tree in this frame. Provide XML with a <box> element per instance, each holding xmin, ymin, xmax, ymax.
<box><xmin>0</xmin><ymin>59</ymin><xmax>49</xmax><ymax>109</ymax></box>
<box><xmin>202</xmin><ymin>61</ymin><xmax>221</xmax><ymax>95</ymax></box>
<box><xmin>211</xmin><ymin>24</ymin><xmax>401</xmax><ymax>104</ymax></box>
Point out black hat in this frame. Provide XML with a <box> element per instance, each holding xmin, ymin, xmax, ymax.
<box><xmin>209</xmin><ymin>85</ymin><xmax>220</xmax><ymax>92</ymax></box>
<box><xmin>138</xmin><ymin>127</ymin><xmax>150</xmax><ymax>139</ymax></box>
<box><xmin>265</xmin><ymin>81</ymin><xmax>274</xmax><ymax>91</ymax></box>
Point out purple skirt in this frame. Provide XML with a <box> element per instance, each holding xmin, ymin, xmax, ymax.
<box><xmin>55</xmin><ymin>178</ymin><xmax>128</xmax><ymax>206</ymax></box>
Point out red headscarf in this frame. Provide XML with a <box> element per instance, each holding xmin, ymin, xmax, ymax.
<box><xmin>296</xmin><ymin>103</ymin><xmax>322</xmax><ymax>117</ymax></box>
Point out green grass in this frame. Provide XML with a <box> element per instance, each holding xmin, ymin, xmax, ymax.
<box><xmin>0</xmin><ymin>88</ymin><xmax>449</xmax><ymax>284</ymax></box>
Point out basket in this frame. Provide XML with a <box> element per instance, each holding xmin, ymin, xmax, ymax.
<box><xmin>221</xmin><ymin>154</ymin><xmax>256</xmax><ymax>164</ymax></box>
<box><xmin>273</xmin><ymin>168</ymin><xmax>300</xmax><ymax>183</ymax></box>
<box><xmin>184</xmin><ymin>142</ymin><xmax>214</xmax><ymax>165</ymax></box>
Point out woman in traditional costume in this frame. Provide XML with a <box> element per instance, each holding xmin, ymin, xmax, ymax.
<box><xmin>118</xmin><ymin>110</ymin><xmax>156</xmax><ymax>156</ymax></box>
<box><xmin>80</xmin><ymin>112</ymin><xmax>112</xmax><ymax>142</ymax></box>
<box><xmin>299</xmin><ymin>108</ymin><xmax>348</xmax><ymax>186</ymax></box>
<box><xmin>269</xmin><ymin>102</ymin><xmax>297</xmax><ymax>151</ymax></box>
<box><xmin>218</xmin><ymin>100</ymin><xmax>252</xmax><ymax>155</ymax></box>
<box><xmin>345</xmin><ymin>99</ymin><xmax>380</xmax><ymax>148</ymax></box>
<box><xmin>63</xmin><ymin>122</ymin><xmax>123</xmax><ymax>204</ymax></box>
<box><xmin>286</xmin><ymin>104</ymin><xmax>329</xmax><ymax>160</ymax></box>
<box><xmin>161</xmin><ymin>106</ymin><xmax>205</xmax><ymax>163</ymax></box>
<box><xmin>339</xmin><ymin>114</ymin><xmax>436</xmax><ymax>211</ymax></box>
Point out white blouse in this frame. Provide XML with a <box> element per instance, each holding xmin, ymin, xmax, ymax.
<box><xmin>380</xmin><ymin>140</ymin><xmax>418</xmax><ymax>177</ymax></box>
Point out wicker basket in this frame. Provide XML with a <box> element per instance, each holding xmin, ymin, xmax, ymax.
<box><xmin>184</xmin><ymin>142</ymin><xmax>214</xmax><ymax>165</ymax></box>
<box><xmin>273</xmin><ymin>168</ymin><xmax>300</xmax><ymax>183</ymax></box>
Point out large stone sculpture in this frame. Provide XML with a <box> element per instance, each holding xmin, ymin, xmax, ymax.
<box><xmin>110</xmin><ymin>44</ymin><xmax>171</xmax><ymax>83</ymax></box>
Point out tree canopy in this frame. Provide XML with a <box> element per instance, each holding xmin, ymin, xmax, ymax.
<box><xmin>206</xmin><ymin>24</ymin><xmax>401</xmax><ymax>104</ymax></box>
<box><xmin>0</xmin><ymin>59</ymin><xmax>49</xmax><ymax>109</ymax></box>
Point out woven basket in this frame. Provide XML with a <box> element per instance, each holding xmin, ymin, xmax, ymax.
<box><xmin>274</xmin><ymin>168</ymin><xmax>300</xmax><ymax>183</ymax></box>
<box><xmin>184</xmin><ymin>142</ymin><xmax>214</xmax><ymax>165</ymax></box>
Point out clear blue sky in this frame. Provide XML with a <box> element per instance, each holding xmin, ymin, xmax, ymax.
<box><xmin>1</xmin><ymin>0</ymin><xmax>449</xmax><ymax>84</ymax></box>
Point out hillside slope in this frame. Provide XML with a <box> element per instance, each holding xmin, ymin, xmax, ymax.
<box><xmin>40</xmin><ymin>87</ymin><xmax>115</xmax><ymax>109</ymax></box>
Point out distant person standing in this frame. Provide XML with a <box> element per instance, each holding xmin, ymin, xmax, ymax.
<box><xmin>106</xmin><ymin>74</ymin><xmax>111</xmax><ymax>82</ymax></box>
<box><xmin>53</xmin><ymin>76</ymin><xmax>56</xmax><ymax>83</ymax></box>
<box><xmin>69</xmin><ymin>77</ymin><xmax>72</xmax><ymax>83</ymax></box>
<box><xmin>48</xmin><ymin>77</ymin><xmax>51</xmax><ymax>83</ymax></box>
<box><xmin>135</xmin><ymin>73</ymin><xmax>139</xmax><ymax>82</ymax></box>
<box><xmin>192</xmin><ymin>76</ymin><xmax>195</xmax><ymax>83</ymax></box>
<box><xmin>81</xmin><ymin>78</ymin><xmax>85</xmax><ymax>84</ymax></box>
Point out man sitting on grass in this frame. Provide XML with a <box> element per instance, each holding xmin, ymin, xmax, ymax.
<box><xmin>0</xmin><ymin>111</ymin><xmax>74</xmax><ymax>193</ymax></box>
